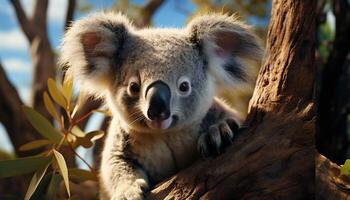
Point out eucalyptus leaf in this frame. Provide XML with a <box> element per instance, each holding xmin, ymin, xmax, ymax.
<box><xmin>24</xmin><ymin>162</ymin><xmax>50</xmax><ymax>200</ymax></box>
<box><xmin>74</xmin><ymin>137</ymin><xmax>93</xmax><ymax>148</ymax></box>
<box><xmin>19</xmin><ymin>139</ymin><xmax>52</xmax><ymax>151</ymax></box>
<box><xmin>62</xmin><ymin>76</ymin><xmax>73</xmax><ymax>103</ymax></box>
<box><xmin>53</xmin><ymin>150</ymin><xmax>70</xmax><ymax>197</ymax></box>
<box><xmin>0</xmin><ymin>155</ymin><xmax>52</xmax><ymax>178</ymax></box>
<box><xmin>71</xmin><ymin>126</ymin><xmax>85</xmax><ymax>137</ymax></box>
<box><xmin>47</xmin><ymin>78</ymin><xmax>67</xmax><ymax>109</ymax></box>
<box><xmin>22</xmin><ymin>106</ymin><xmax>62</xmax><ymax>144</ymax></box>
<box><xmin>86</xmin><ymin>130</ymin><xmax>105</xmax><ymax>141</ymax></box>
<box><xmin>43</xmin><ymin>92</ymin><xmax>60</xmax><ymax>122</ymax></box>
<box><xmin>341</xmin><ymin>159</ymin><xmax>350</xmax><ymax>175</ymax></box>
<box><xmin>93</xmin><ymin>109</ymin><xmax>112</xmax><ymax>116</ymax></box>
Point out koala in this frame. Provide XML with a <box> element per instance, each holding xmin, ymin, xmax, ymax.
<box><xmin>60</xmin><ymin>12</ymin><xmax>262</xmax><ymax>200</ymax></box>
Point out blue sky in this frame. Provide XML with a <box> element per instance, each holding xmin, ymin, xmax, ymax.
<box><xmin>0</xmin><ymin>0</ymin><xmax>195</xmax><ymax>154</ymax></box>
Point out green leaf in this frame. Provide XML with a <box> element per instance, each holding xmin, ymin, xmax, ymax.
<box><xmin>86</xmin><ymin>130</ymin><xmax>105</xmax><ymax>141</ymax></box>
<box><xmin>71</xmin><ymin>126</ymin><xmax>85</xmax><ymax>137</ymax></box>
<box><xmin>0</xmin><ymin>155</ymin><xmax>52</xmax><ymax>178</ymax></box>
<box><xmin>24</xmin><ymin>162</ymin><xmax>50</xmax><ymax>200</ymax></box>
<box><xmin>62</xmin><ymin>76</ymin><xmax>73</xmax><ymax>104</ymax></box>
<box><xmin>71</xmin><ymin>91</ymin><xmax>85</xmax><ymax>118</ymax></box>
<box><xmin>75</xmin><ymin>137</ymin><xmax>93</xmax><ymax>148</ymax></box>
<box><xmin>53</xmin><ymin>150</ymin><xmax>70</xmax><ymax>197</ymax></box>
<box><xmin>43</xmin><ymin>92</ymin><xmax>60</xmax><ymax>122</ymax></box>
<box><xmin>69</xmin><ymin>168</ymin><xmax>97</xmax><ymax>182</ymax></box>
<box><xmin>19</xmin><ymin>139</ymin><xmax>52</xmax><ymax>151</ymax></box>
<box><xmin>47</xmin><ymin>78</ymin><xmax>67</xmax><ymax>109</ymax></box>
<box><xmin>340</xmin><ymin>159</ymin><xmax>350</xmax><ymax>175</ymax></box>
<box><xmin>22</xmin><ymin>106</ymin><xmax>62</xmax><ymax>144</ymax></box>
<box><xmin>73</xmin><ymin>130</ymin><xmax>104</xmax><ymax>148</ymax></box>
<box><xmin>93</xmin><ymin>109</ymin><xmax>112</xmax><ymax>116</ymax></box>
<box><xmin>46</xmin><ymin>172</ymin><xmax>62</xmax><ymax>199</ymax></box>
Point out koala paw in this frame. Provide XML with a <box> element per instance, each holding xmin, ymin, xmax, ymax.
<box><xmin>112</xmin><ymin>179</ymin><xmax>149</xmax><ymax>200</ymax></box>
<box><xmin>197</xmin><ymin>119</ymin><xmax>236</xmax><ymax>158</ymax></box>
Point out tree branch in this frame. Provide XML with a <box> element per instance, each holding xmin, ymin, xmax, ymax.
<box><xmin>0</xmin><ymin>61</ymin><xmax>40</xmax><ymax>157</ymax></box>
<box><xmin>32</xmin><ymin>0</ymin><xmax>49</xmax><ymax>33</ymax></box>
<box><xmin>316</xmin><ymin>153</ymin><xmax>350</xmax><ymax>199</ymax></box>
<box><xmin>9</xmin><ymin>0</ymin><xmax>35</xmax><ymax>42</ymax></box>
<box><xmin>135</xmin><ymin>0</ymin><xmax>165</xmax><ymax>27</ymax></box>
<box><xmin>65</xmin><ymin>0</ymin><xmax>76</xmax><ymax>30</ymax></box>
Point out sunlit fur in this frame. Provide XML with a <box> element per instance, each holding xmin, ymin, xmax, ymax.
<box><xmin>60</xmin><ymin>12</ymin><xmax>262</xmax><ymax>200</ymax></box>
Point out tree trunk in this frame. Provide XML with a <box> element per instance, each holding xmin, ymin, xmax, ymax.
<box><xmin>148</xmin><ymin>0</ymin><xmax>316</xmax><ymax>199</ymax></box>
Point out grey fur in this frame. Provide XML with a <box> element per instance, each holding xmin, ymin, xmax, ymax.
<box><xmin>60</xmin><ymin>12</ymin><xmax>262</xmax><ymax>200</ymax></box>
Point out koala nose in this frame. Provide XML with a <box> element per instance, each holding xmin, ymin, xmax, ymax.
<box><xmin>145</xmin><ymin>81</ymin><xmax>171</xmax><ymax>121</ymax></box>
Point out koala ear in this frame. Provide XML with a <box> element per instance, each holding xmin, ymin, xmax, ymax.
<box><xmin>59</xmin><ymin>12</ymin><xmax>133</xmax><ymax>96</ymax></box>
<box><xmin>187</xmin><ymin>14</ymin><xmax>263</xmax><ymax>91</ymax></box>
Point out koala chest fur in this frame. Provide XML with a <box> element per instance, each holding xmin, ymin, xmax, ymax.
<box><xmin>118</xmin><ymin>121</ymin><xmax>201</xmax><ymax>182</ymax></box>
<box><xmin>61</xmin><ymin>11</ymin><xmax>262</xmax><ymax>200</ymax></box>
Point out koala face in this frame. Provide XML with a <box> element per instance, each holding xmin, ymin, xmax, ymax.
<box><xmin>60</xmin><ymin>12</ymin><xmax>262</xmax><ymax>133</ymax></box>
<box><xmin>105</xmin><ymin>30</ymin><xmax>214</xmax><ymax>132</ymax></box>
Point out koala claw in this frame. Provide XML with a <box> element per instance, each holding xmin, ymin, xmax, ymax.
<box><xmin>197</xmin><ymin>120</ymin><xmax>235</xmax><ymax>158</ymax></box>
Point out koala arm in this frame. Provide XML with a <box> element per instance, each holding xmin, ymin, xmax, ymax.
<box><xmin>197</xmin><ymin>98</ymin><xmax>242</xmax><ymax>157</ymax></box>
<box><xmin>100</xmin><ymin>129</ymin><xmax>149</xmax><ymax>200</ymax></box>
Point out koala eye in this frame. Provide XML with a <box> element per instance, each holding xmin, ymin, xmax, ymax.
<box><xmin>177</xmin><ymin>76</ymin><xmax>191</xmax><ymax>96</ymax></box>
<box><xmin>129</xmin><ymin>82</ymin><xmax>140</xmax><ymax>93</ymax></box>
<box><xmin>179</xmin><ymin>82</ymin><xmax>190</xmax><ymax>92</ymax></box>
<box><xmin>128</xmin><ymin>78</ymin><xmax>141</xmax><ymax>96</ymax></box>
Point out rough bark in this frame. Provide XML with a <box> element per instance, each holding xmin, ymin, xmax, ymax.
<box><xmin>316</xmin><ymin>153</ymin><xmax>350</xmax><ymax>199</ymax></box>
<box><xmin>147</xmin><ymin>0</ymin><xmax>316</xmax><ymax>199</ymax></box>
<box><xmin>316</xmin><ymin>0</ymin><xmax>350</xmax><ymax>164</ymax></box>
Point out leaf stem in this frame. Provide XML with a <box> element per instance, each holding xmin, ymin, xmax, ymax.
<box><xmin>67</xmin><ymin>142</ymin><xmax>98</xmax><ymax>179</ymax></box>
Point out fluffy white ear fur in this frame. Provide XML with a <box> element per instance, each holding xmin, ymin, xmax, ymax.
<box><xmin>59</xmin><ymin>12</ymin><xmax>134</xmax><ymax>96</ymax></box>
<box><xmin>187</xmin><ymin>14</ymin><xmax>263</xmax><ymax>92</ymax></box>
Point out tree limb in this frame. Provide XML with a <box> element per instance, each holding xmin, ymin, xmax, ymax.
<box><xmin>32</xmin><ymin>0</ymin><xmax>49</xmax><ymax>33</ymax></box>
<box><xmin>316</xmin><ymin>153</ymin><xmax>350</xmax><ymax>199</ymax></box>
<box><xmin>0</xmin><ymin>60</ymin><xmax>40</xmax><ymax>157</ymax></box>
<box><xmin>148</xmin><ymin>0</ymin><xmax>316</xmax><ymax>199</ymax></box>
<box><xmin>65</xmin><ymin>0</ymin><xmax>76</xmax><ymax>30</ymax></box>
<box><xmin>135</xmin><ymin>0</ymin><xmax>165</xmax><ymax>27</ymax></box>
<box><xmin>9</xmin><ymin>0</ymin><xmax>35</xmax><ymax>42</ymax></box>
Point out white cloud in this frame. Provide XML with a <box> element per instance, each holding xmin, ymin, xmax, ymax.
<box><xmin>0</xmin><ymin>28</ymin><xmax>29</xmax><ymax>51</ymax></box>
<box><xmin>2</xmin><ymin>58</ymin><xmax>31</xmax><ymax>72</ymax></box>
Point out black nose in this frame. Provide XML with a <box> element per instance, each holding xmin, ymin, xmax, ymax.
<box><xmin>146</xmin><ymin>80</ymin><xmax>171</xmax><ymax>120</ymax></box>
